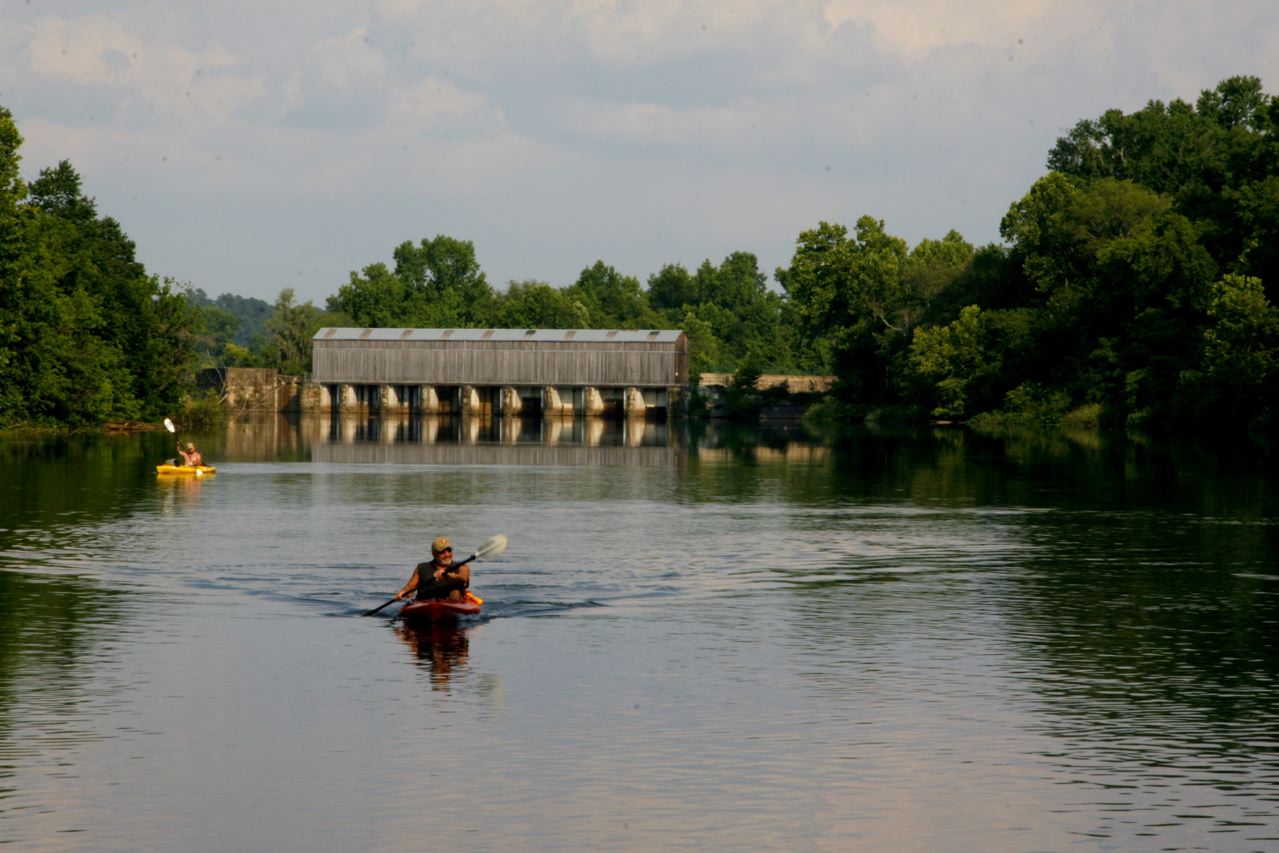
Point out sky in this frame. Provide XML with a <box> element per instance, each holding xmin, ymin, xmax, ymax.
<box><xmin>2</xmin><ymin>1</ymin><xmax>1277</xmax><ymax>307</ymax></box>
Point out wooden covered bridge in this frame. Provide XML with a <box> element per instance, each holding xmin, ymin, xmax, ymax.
<box><xmin>309</xmin><ymin>328</ymin><xmax>689</xmax><ymax>417</ymax></box>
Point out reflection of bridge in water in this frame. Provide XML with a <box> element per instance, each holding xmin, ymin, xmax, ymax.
<box><xmin>223</xmin><ymin>413</ymin><xmax>830</xmax><ymax>467</ymax></box>
<box><xmin>313</xmin><ymin>414</ymin><xmax>682</xmax><ymax>467</ymax></box>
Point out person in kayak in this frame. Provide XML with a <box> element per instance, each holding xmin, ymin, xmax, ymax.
<box><xmin>395</xmin><ymin>537</ymin><xmax>470</xmax><ymax>602</ymax></box>
<box><xmin>177</xmin><ymin>441</ymin><xmax>203</xmax><ymax>467</ymax></box>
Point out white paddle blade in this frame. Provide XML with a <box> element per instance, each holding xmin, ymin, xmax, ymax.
<box><xmin>474</xmin><ymin>533</ymin><xmax>508</xmax><ymax>559</ymax></box>
<box><xmin>164</xmin><ymin>418</ymin><xmax>176</xmax><ymax>433</ymax></box>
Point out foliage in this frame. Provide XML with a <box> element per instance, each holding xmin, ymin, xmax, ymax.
<box><xmin>647</xmin><ymin>252</ymin><xmax>796</xmax><ymax>374</ymax></box>
<box><xmin>720</xmin><ymin>361</ymin><xmax>765</xmax><ymax>421</ymax></box>
<box><xmin>496</xmin><ymin>280</ymin><xmax>590</xmax><ymax>328</ymax></box>
<box><xmin>177</xmin><ymin>390</ymin><xmax>228</xmax><ymax>431</ymax></box>
<box><xmin>0</xmin><ymin>108</ymin><xmax>201</xmax><ymax>428</ymax></box>
<box><xmin>254</xmin><ymin>289</ymin><xmax>338</xmax><ymax>375</ymax></box>
<box><xmin>1177</xmin><ymin>274</ymin><xmax>1279</xmax><ymax>429</ymax></box>
<box><xmin>565</xmin><ymin>261</ymin><xmax>643</xmax><ymax>326</ymax></box>
<box><xmin>997</xmin><ymin>173</ymin><xmax>1218</xmax><ymax>422</ymax></box>
<box><xmin>777</xmin><ymin>217</ymin><xmax>936</xmax><ymax>403</ymax></box>
<box><xmin>185</xmin><ymin>288</ymin><xmax>273</xmax><ymax>358</ymax></box>
<box><xmin>1047</xmin><ymin>75</ymin><xmax>1279</xmax><ymax>298</ymax></box>
<box><xmin>327</xmin><ymin>235</ymin><xmax>495</xmax><ymax>328</ymax></box>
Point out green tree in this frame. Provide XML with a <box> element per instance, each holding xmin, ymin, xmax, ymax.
<box><xmin>677</xmin><ymin>308</ymin><xmax>725</xmax><ymax>378</ymax></box>
<box><xmin>647</xmin><ymin>263</ymin><xmax>698</xmax><ymax>312</ymax></box>
<box><xmin>495</xmin><ymin>280</ymin><xmax>589</xmax><ymax>328</ymax></box>
<box><xmin>191</xmin><ymin>302</ymin><xmax>241</xmax><ymax>367</ymax></box>
<box><xmin>328</xmin><ymin>262</ymin><xmax>405</xmax><ymax>327</ymax></box>
<box><xmin>326</xmin><ymin>235</ymin><xmax>496</xmax><ymax>328</ymax></box>
<box><xmin>907</xmin><ymin>305</ymin><xmax>1036</xmax><ymax>419</ymax></box>
<box><xmin>565</xmin><ymin>260</ymin><xmax>650</xmax><ymax>327</ymax></box>
<box><xmin>255</xmin><ymin>289</ymin><xmax>331</xmax><ymax>374</ymax></box>
<box><xmin>999</xmin><ymin>174</ymin><xmax>1216</xmax><ymax>422</ymax></box>
<box><xmin>647</xmin><ymin>253</ymin><xmax>789</xmax><ymax>373</ymax></box>
<box><xmin>0</xmin><ymin>122</ymin><xmax>199</xmax><ymax>426</ymax></box>
<box><xmin>1048</xmin><ymin>76</ymin><xmax>1278</xmax><ymax>296</ymax></box>
<box><xmin>776</xmin><ymin>217</ymin><xmax>909</xmax><ymax>403</ymax></box>
<box><xmin>902</xmin><ymin>230</ymin><xmax>974</xmax><ymax>324</ymax></box>
<box><xmin>0</xmin><ymin>105</ymin><xmax>33</xmax><ymax>421</ymax></box>
<box><xmin>1178</xmin><ymin>274</ymin><xmax>1279</xmax><ymax>428</ymax></box>
<box><xmin>393</xmin><ymin>235</ymin><xmax>495</xmax><ymax>326</ymax></box>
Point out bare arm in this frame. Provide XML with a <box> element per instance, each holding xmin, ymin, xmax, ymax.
<box><xmin>396</xmin><ymin>565</ymin><xmax>423</xmax><ymax>600</ymax></box>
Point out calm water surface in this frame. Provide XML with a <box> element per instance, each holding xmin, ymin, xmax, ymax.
<box><xmin>1</xmin><ymin>415</ymin><xmax>1277</xmax><ymax>852</ymax></box>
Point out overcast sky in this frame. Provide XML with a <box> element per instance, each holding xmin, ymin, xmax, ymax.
<box><xmin>2</xmin><ymin>1</ymin><xmax>1276</xmax><ymax>306</ymax></box>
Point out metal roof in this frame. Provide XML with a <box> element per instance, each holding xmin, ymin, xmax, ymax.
<box><xmin>313</xmin><ymin>328</ymin><xmax>684</xmax><ymax>343</ymax></box>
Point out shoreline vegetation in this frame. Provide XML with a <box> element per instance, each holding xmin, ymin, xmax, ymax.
<box><xmin>2</xmin><ymin>76</ymin><xmax>1276</xmax><ymax>445</ymax></box>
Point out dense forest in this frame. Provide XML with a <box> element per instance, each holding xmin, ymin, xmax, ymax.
<box><xmin>1</xmin><ymin>76</ymin><xmax>1276</xmax><ymax>435</ymax></box>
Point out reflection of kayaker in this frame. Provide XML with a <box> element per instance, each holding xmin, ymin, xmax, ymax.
<box><xmin>395</xmin><ymin>622</ymin><xmax>471</xmax><ymax>687</ymax></box>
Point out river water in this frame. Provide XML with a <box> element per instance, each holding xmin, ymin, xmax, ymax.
<box><xmin>1</xmin><ymin>415</ymin><xmax>1276</xmax><ymax>852</ymax></box>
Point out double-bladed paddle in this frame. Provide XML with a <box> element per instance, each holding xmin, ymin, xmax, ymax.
<box><xmin>163</xmin><ymin>417</ymin><xmax>202</xmax><ymax>475</ymax></box>
<box><xmin>363</xmin><ymin>533</ymin><xmax>508</xmax><ymax>617</ymax></box>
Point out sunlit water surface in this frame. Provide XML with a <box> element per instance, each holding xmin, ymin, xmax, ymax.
<box><xmin>1</xmin><ymin>416</ymin><xmax>1276</xmax><ymax>851</ymax></box>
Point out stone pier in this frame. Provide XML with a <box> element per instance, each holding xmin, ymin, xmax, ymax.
<box><xmin>295</xmin><ymin>380</ymin><xmax>681</xmax><ymax>418</ymax></box>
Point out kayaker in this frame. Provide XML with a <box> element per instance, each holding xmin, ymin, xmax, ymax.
<box><xmin>177</xmin><ymin>441</ymin><xmax>203</xmax><ymax>467</ymax></box>
<box><xmin>395</xmin><ymin>537</ymin><xmax>470</xmax><ymax>602</ymax></box>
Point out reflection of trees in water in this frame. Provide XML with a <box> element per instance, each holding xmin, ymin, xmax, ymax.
<box><xmin>395</xmin><ymin>622</ymin><xmax>472</xmax><ymax>689</ymax></box>
<box><xmin>1002</xmin><ymin>515</ymin><xmax>1279</xmax><ymax>736</ymax></box>
<box><xmin>0</xmin><ymin>571</ymin><xmax>134</xmax><ymax>803</ymax></box>
<box><xmin>739</xmin><ymin>425</ymin><xmax>1279</xmax><ymax>756</ymax></box>
<box><xmin>0</xmin><ymin>434</ymin><xmax>161</xmax><ymax>538</ymax></box>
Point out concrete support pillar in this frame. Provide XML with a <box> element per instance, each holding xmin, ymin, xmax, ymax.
<box><xmin>624</xmin><ymin>386</ymin><xmax>647</xmax><ymax>416</ymax></box>
<box><xmin>418</xmin><ymin>385</ymin><xmax>439</xmax><ymax>414</ymax></box>
<box><xmin>379</xmin><ymin>384</ymin><xmax>398</xmax><ymax>412</ymax></box>
<box><xmin>338</xmin><ymin>384</ymin><xmax>360</xmax><ymax>411</ymax></box>
<box><xmin>462</xmin><ymin>385</ymin><xmax>482</xmax><ymax>415</ymax></box>
<box><xmin>300</xmin><ymin>381</ymin><xmax>332</xmax><ymax>413</ymax></box>
<box><xmin>583</xmin><ymin>386</ymin><xmax>606</xmax><ymax>416</ymax></box>
<box><xmin>501</xmin><ymin>386</ymin><xmax>522</xmax><ymax>415</ymax></box>
<box><xmin>543</xmin><ymin>386</ymin><xmax>573</xmax><ymax>417</ymax></box>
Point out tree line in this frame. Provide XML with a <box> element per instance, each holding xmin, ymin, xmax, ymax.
<box><xmin>2</xmin><ymin>76</ymin><xmax>1276</xmax><ymax>435</ymax></box>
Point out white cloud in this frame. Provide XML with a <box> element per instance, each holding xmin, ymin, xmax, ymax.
<box><xmin>569</xmin><ymin>98</ymin><xmax>772</xmax><ymax>151</ymax></box>
<box><xmin>386</xmin><ymin>77</ymin><xmax>504</xmax><ymax>135</ymax></box>
<box><xmin>4</xmin><ymin>0</ymin><xmax>1278</xmax><ymax>304</ymax></box>
<box><xmin>304</xmin><ymin>28</ymin><xmax>388</xmax><ymax>91</ymax></box>
<box><xmin>27</xmin><ymin>15</ymin><xmax>260</xmax><ymax>125</ymax></box>
<box><xmin>824</xmin><ymin>0</ymin><xmax>1075</xmax><ymax>61</ymax></box>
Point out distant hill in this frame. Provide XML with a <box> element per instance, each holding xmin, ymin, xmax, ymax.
<box><xmin>186</xmin><ymin>289</ymin><xmax>272</xmax><ymax>347</ymax></box>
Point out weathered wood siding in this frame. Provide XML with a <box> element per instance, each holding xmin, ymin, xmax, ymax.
<box><xmin>312</xmin><ymin>329</ymin><xmax>688</xmax><ymax>388</ymax></box>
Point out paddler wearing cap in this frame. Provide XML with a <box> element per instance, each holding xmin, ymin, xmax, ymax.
<box><xmin>395</xmin><ymin>537</ymin><xmax>470</xmax><ymax>602</ymax></box>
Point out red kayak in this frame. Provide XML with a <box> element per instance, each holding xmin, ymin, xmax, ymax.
<box><xmin>400</xmin><ymin>591</ymin><xmax>483</xmax><ymax>621</ymax></box>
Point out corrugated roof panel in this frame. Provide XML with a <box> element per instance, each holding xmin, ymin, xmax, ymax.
<box><xmin>312</xmin><ymin>328</ymin><xmax>684</xmax><ymax>343</ymax></box>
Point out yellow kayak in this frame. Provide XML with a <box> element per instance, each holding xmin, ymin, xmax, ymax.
<box><xmin>155</xmin><ymin>464</ymin><xmax>216</xmax><ymax>476</ymax></box>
